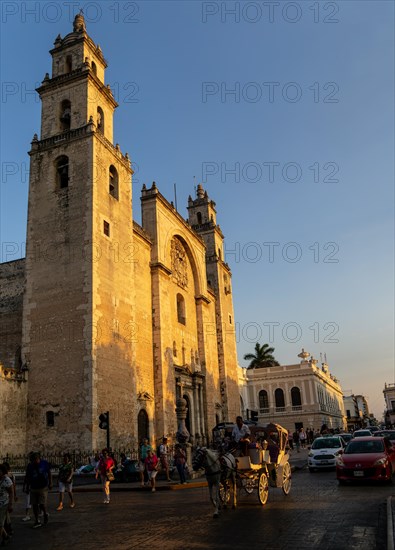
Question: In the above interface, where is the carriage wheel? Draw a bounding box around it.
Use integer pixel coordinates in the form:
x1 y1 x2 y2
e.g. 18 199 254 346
219 479 231 505
282 461 292 495
258 472 269 505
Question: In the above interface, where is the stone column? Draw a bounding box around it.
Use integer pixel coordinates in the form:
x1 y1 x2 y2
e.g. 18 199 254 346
175 397 192 468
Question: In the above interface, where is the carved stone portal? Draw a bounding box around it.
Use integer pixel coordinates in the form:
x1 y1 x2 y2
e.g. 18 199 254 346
171 238 188 289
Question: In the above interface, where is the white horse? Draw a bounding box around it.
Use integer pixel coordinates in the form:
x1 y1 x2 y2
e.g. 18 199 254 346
192 447 237 518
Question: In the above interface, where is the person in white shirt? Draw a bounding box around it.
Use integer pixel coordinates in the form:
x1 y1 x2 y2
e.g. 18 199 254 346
232 416 251 455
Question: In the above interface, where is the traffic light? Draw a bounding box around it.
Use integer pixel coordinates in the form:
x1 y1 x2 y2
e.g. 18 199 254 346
99 412 109 430
250 410 258 422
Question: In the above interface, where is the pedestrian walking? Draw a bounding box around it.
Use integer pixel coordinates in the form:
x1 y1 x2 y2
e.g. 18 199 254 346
95 449 115 504
2 463 17 537
24 452 52 529
139 438 152 487
57 453 75 510
144 449 159 492
21 452 34 522
0 464 14 546
293 430 300 453
299 428 306 449
159 437 171 482
174 444 187 484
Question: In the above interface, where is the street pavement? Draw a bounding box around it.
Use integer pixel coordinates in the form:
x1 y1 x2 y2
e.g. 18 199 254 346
5 448 393 549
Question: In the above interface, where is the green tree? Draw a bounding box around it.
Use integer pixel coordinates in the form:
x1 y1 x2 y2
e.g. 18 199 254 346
243 343 280 369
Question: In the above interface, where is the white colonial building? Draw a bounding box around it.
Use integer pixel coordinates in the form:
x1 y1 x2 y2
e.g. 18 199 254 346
239 349 346 433
383 383 395 427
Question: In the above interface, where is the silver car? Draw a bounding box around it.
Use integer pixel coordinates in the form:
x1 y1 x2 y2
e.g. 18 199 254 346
308 436 346 472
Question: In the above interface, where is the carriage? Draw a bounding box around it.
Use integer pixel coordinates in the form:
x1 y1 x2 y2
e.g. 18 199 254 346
213 422 292 506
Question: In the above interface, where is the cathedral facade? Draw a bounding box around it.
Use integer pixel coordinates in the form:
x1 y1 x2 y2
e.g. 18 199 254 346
0 15 240 454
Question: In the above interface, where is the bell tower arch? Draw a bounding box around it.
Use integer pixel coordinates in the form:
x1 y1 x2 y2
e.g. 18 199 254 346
187 184 240 420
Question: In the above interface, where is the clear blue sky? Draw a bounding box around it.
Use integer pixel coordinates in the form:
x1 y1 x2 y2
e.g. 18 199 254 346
1 1 393 419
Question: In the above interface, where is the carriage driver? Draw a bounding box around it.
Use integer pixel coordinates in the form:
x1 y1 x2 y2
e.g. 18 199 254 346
232 416 251 455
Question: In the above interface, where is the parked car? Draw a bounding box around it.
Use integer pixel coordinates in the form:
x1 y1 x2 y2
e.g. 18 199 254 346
308 436 346 472
336 436 395 484
373 430 395 448
339 433 353 444
368 426 380 433
353 429 372 437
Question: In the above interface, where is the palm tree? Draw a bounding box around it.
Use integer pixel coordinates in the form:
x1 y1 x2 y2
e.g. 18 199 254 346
243 343 280 369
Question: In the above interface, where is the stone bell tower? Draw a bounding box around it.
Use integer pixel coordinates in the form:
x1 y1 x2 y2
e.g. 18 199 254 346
23 14 136 451
187 184 240 421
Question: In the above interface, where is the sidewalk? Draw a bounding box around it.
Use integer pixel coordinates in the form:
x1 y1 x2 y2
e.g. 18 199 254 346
70 448 309 494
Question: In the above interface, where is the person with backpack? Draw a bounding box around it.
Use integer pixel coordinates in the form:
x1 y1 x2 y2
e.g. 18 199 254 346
56 453 75 511
25 452 52 528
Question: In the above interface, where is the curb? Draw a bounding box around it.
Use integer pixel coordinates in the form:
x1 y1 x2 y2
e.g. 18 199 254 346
73 481 207 493
388 496 394 550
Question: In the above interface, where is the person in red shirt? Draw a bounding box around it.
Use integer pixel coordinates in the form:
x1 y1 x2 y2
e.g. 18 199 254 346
144 450 159 492
95 449 114 504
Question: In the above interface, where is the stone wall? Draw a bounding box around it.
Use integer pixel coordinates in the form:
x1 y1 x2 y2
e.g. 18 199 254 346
0 259 27 454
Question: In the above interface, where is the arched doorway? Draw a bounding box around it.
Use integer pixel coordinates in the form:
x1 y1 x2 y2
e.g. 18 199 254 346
137 409 149 443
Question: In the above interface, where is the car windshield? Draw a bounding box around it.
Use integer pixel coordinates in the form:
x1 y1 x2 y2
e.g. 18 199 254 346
312 438 341 449
354 431 371 437
345 440 384 454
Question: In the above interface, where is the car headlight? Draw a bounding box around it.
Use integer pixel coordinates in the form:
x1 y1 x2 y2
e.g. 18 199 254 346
308 452 314 457
373 458 388 466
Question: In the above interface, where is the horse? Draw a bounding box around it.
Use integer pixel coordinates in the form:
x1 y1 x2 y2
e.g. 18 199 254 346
192 447 237 518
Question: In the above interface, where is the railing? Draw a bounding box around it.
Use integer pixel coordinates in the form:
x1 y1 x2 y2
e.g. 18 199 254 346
259 408 270 414
292 405 303 411
275 407 286 413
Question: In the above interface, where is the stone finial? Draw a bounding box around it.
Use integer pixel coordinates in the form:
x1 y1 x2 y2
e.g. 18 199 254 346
151 181 157 190
175 397 190 444
54 34 62 46
73 12 86 32
197 184 204 199
32 133 38 142
87 115 95 131
42 73 50 84
142 184 147 191
298 348 310 362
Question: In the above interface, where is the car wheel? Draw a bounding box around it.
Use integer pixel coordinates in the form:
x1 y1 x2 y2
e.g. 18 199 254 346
308 468 315 473
386 466 393 485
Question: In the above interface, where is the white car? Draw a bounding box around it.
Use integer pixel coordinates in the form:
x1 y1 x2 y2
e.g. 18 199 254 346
353 429 372 437
308 436 346 472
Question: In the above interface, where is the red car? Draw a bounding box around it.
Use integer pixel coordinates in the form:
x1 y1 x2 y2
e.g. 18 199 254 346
336 436 395 484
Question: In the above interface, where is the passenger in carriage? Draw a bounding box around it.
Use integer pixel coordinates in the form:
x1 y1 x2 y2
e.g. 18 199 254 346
266 432 280 463
232 416 251 456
